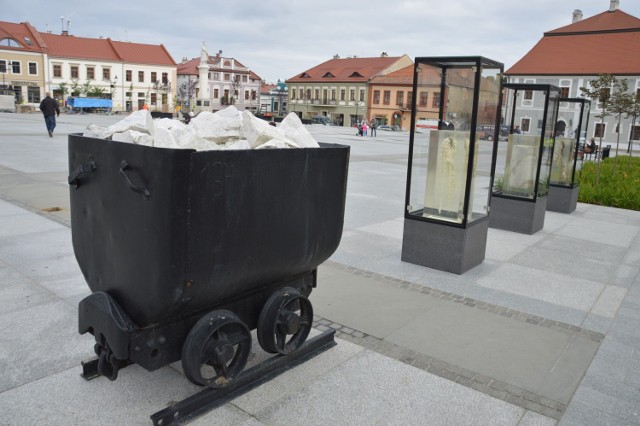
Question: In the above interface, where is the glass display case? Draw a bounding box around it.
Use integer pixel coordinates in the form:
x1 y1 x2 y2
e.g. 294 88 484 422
547 98 591 213
402 56 503 274
489 83 560 234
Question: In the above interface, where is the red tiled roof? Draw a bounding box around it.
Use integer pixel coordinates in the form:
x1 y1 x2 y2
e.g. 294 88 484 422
110 40 175 66
177 56 262 80
547 9 640 34
506 9 640 76
0 21 46 52
39 33 175 65
370 65 414 85
40 33 120 61
286 56 406 83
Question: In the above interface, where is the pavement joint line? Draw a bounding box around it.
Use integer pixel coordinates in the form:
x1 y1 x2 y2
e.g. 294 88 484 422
324 259 605 343
313 314 566 420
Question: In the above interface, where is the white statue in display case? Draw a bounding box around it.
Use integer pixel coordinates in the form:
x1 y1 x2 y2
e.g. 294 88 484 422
550 137 575 185
423 130 477 223
501 134 539 197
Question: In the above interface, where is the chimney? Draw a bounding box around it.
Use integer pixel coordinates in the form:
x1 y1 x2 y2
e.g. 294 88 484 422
572 9 583 23
609 0 619 11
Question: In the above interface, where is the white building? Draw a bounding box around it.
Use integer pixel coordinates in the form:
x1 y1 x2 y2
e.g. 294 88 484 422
0 20 177 113
177 45 261 113
505 1 640 147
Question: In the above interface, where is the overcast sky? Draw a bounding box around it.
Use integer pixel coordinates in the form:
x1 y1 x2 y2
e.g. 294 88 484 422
4 1 640 83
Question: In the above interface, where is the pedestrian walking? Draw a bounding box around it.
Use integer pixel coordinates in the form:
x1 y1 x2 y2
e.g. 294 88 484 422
39 92 60 137
371 119 378 137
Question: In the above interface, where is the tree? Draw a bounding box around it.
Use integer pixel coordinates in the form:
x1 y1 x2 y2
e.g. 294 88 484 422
579 74 626 183
178 79 198 111
623 91 640 162
607 78 629 175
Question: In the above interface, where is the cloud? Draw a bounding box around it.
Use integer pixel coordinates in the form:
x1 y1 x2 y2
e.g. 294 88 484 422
3 0 639 83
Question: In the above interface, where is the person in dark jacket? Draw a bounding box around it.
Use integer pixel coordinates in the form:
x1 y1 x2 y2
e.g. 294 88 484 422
39 93 60 137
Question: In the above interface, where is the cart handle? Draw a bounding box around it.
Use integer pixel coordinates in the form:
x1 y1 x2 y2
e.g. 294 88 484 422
119 161 151 199
68 161 96 189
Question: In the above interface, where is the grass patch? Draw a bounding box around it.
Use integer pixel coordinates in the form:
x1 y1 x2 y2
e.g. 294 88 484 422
578 156 640 211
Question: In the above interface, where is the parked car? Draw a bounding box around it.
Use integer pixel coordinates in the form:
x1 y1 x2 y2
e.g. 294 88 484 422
311 116 334 125
378 124 400 131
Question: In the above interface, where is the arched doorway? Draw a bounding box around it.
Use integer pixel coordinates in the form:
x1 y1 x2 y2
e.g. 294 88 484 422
555 120 567 137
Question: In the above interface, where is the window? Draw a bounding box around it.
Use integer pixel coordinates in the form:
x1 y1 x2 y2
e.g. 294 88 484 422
151 72 157 83
0 38 21 47
524 90 533 100
103 68 110 80
419 91 428 106
0 60 7 74
251 90 257 101
631 124 640 141
599 88 610 102
224 73 230 81
53 64 62 77
138 71 144 82
383 90 390 105
306 89 311 99
150 93 157 105
291 89 296 99
359 89 364 102
70 65 79 78
594 123 606 138
314 89 319 99
213 89 219 98
162 73 168 84
521 118 531 132
126 92 132 98
27 86 40 103
213 72 219 80
560 87 569 98
340 89 345 101
331 89 336 100
137 92 145 98
373 90 380 104
242 75 247 82
396 91 404 106
28 62 37 75
349 89 355 101
12 61 21 74
126 70 132 82
86 67 94 80
245 90 249 100
432 92 440 108
408 91 413 107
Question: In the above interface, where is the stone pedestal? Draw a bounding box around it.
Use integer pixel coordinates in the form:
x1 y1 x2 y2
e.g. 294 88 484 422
489 195 547 235
547 185 579 213
401 216 488 275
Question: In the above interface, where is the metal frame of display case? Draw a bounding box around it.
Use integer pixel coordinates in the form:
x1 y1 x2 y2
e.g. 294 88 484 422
547 98 591 213
401 56 504 274
489 83 560 235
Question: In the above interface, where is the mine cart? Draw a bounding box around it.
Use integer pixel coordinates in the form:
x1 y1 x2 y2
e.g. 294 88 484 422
68 133 349 396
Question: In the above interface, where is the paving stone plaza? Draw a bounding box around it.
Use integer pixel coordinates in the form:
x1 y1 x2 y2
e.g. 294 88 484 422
0 112 639 425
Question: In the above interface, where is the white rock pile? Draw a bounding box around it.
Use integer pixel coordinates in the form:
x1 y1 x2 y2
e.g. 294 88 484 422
82 106 320 150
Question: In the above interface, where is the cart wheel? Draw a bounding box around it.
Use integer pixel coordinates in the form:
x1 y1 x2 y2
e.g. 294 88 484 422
181 310 251 387
258 287 313 354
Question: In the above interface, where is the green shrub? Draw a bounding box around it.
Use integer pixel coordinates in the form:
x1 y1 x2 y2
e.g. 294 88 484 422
578 156 640 210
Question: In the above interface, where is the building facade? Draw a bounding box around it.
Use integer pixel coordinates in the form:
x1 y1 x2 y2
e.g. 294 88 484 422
0 20 177 112
177 45 261 113
0 21 47 105
286 54 413 127
259 81 287 116
505 2 640 145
